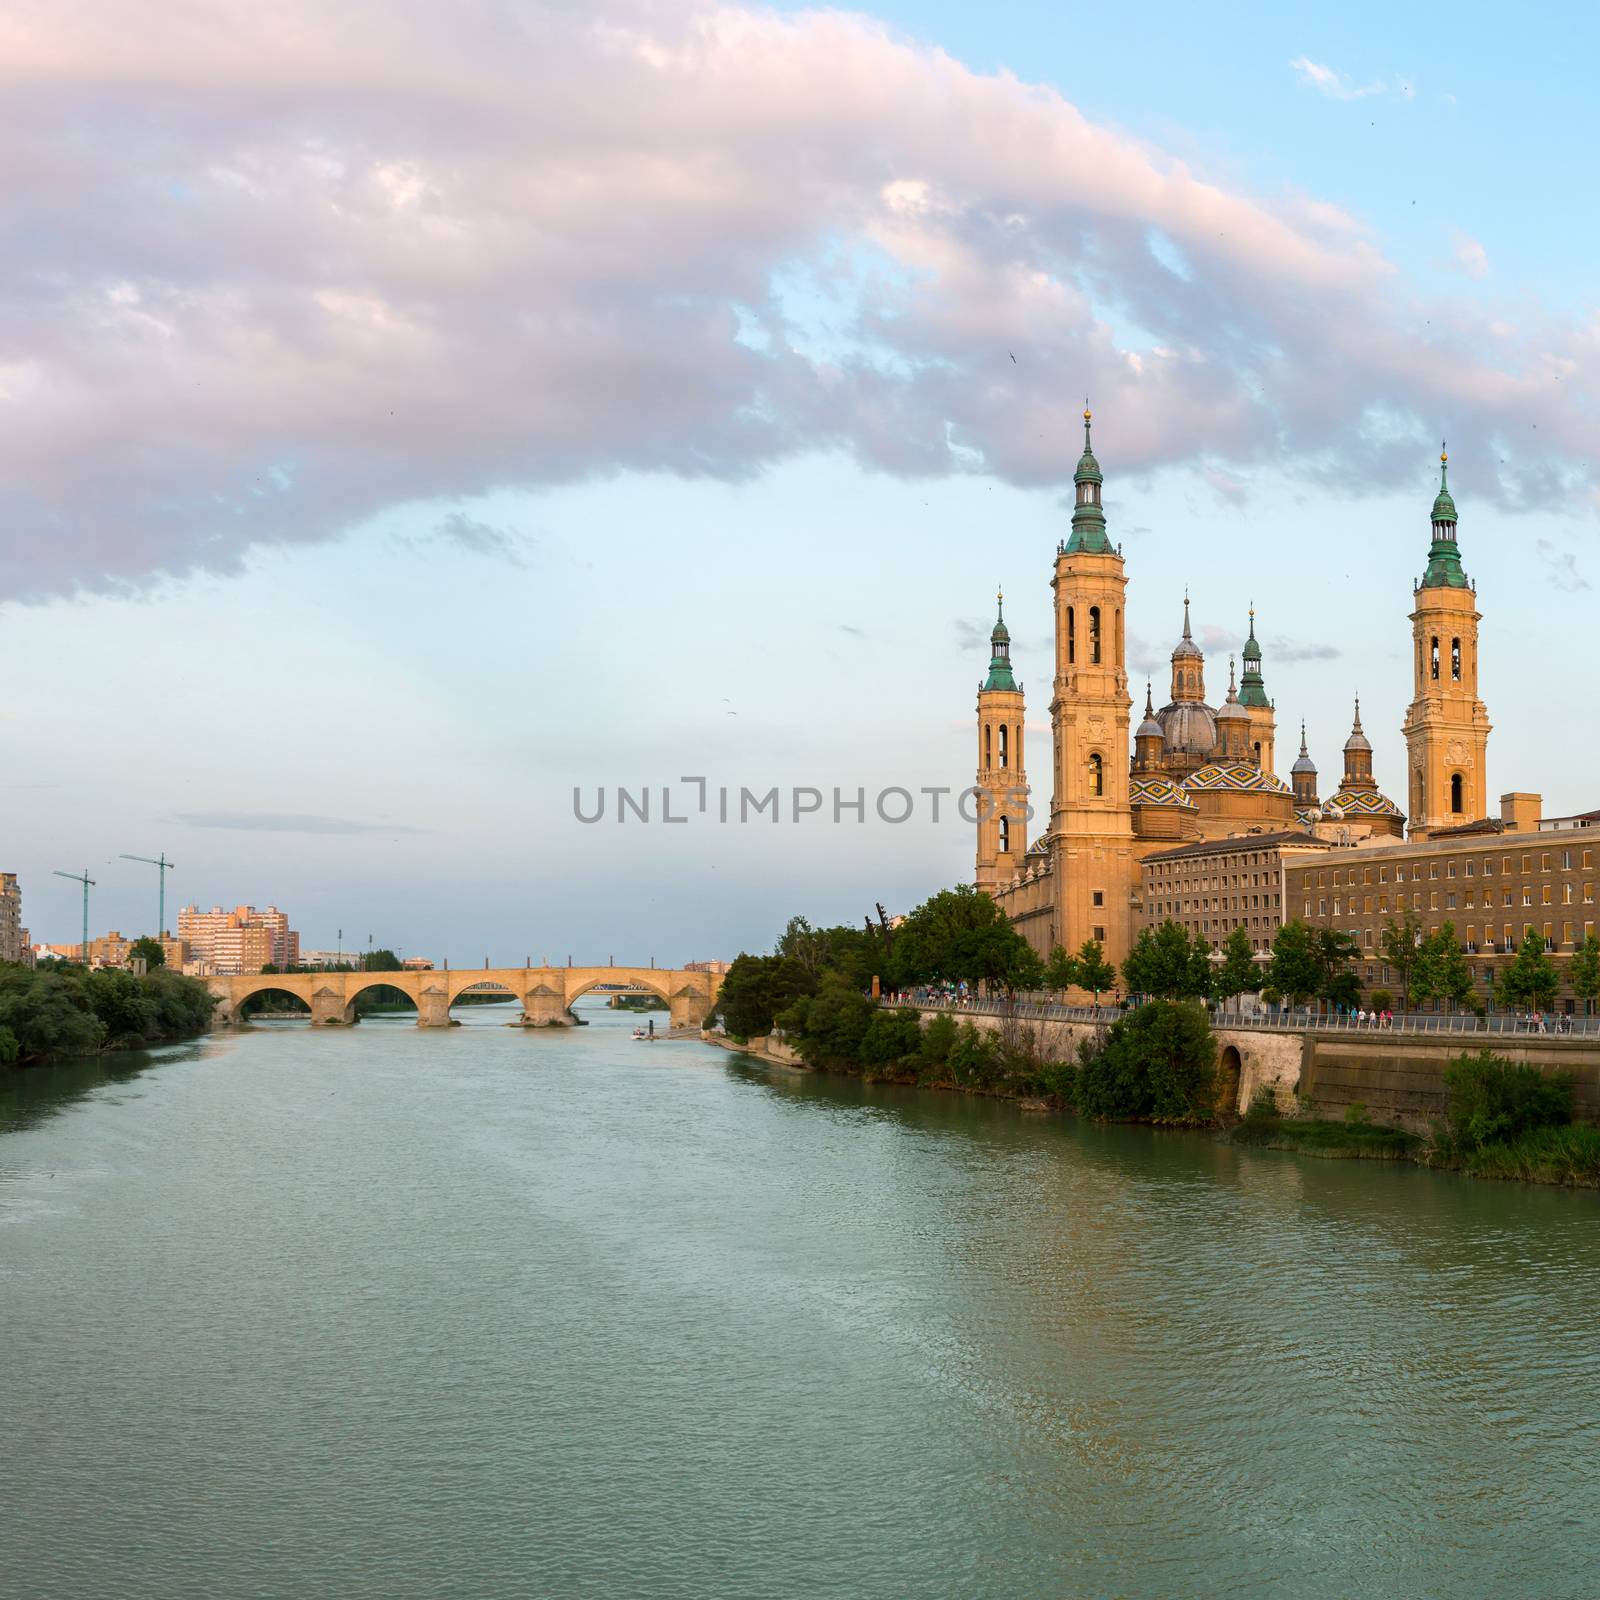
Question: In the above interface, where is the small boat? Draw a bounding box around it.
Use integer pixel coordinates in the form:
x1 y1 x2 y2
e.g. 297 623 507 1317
631 1026 647 1040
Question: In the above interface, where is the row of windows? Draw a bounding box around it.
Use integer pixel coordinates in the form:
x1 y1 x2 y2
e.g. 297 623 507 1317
1313 884 1597 917
982 722 1019 771
1305 914 1596 952
1304 848 1591 891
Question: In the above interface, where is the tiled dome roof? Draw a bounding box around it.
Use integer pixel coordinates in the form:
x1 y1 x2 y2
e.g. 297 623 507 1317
1325 788 1404 819
1131 775 1198 811
1186 760 1293 797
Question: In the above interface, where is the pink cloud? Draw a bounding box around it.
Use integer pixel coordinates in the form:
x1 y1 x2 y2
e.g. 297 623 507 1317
0 1 1589 598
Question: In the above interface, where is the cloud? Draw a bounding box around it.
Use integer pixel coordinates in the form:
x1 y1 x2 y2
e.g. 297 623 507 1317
1535 538 1590 591
1449 233 1490 281
838 623 865 637
433 512 529 561
1265 636 1341 663
0 2 1591 601
1289 56 1386 100
174 811 426 835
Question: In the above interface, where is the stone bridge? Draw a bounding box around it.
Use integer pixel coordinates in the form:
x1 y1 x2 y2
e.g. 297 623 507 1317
207 965 723 1030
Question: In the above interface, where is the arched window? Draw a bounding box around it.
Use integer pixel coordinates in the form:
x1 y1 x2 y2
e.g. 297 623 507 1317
1451 773 1464 814
1089 753 1104 796
1089 606 1102 664
1430 637 1440 681
1115 608 1123 664
998 724 1009 769
998 816 1011 853
984 723 991 768
1451 638 1462 682
1253 740 1262 765
1066 606 1075 665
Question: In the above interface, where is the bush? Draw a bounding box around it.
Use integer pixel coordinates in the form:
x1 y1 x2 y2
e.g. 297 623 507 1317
1367 989 1393 1013
1074 1000 1218 1124
1241 1084 1281 1126
1343 1101 1369 1126
858 1007 921 1070
1443 1050 1574 1152
918 1011 958 1072
947 1022 1002 1087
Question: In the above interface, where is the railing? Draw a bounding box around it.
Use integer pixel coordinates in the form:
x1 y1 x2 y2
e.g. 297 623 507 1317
882 994 1600 1038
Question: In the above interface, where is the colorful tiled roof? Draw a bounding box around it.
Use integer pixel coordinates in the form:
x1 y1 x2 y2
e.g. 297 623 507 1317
1325 789 1404 819
1185 760 1293 797
1131 775 1198 811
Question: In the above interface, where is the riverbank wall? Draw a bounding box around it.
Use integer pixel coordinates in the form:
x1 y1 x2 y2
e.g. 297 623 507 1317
908 1008 1600 1133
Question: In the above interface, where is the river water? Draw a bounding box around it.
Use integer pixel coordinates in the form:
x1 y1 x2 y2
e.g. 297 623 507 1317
2 1001 1597 1599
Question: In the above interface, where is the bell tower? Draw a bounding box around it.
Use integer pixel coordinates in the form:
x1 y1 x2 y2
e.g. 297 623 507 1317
1238 606 1276 773
1049 408 1134 967
1402 448 1491 837
974 591 1028 892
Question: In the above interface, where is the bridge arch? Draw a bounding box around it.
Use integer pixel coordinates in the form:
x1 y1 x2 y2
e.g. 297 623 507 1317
564 971 677 1007
231 979 315 1020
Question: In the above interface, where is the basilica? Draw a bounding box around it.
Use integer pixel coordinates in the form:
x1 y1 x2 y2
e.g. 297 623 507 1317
974 412 1491 965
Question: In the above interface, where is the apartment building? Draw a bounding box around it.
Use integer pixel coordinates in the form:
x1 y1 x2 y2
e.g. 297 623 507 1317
1139 830 1335 955
0 873 23 964
177 904 300 975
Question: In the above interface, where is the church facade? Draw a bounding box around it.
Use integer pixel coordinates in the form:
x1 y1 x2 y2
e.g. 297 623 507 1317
974 414 1483 969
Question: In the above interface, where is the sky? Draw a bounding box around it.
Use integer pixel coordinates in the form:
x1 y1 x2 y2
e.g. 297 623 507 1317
1 0 1595 963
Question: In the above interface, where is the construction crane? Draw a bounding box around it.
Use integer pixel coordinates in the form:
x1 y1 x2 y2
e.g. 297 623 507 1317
53 869 95 965
120 852 176 937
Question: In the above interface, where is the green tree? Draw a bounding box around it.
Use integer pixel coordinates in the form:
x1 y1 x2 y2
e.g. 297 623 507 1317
1073 1000 1218 1124
1121 921 1208 1000
1313 928 1361 1010
1044 944 1077 994
1498 930 1561 1012
1444 1049 1574 1150
715 952 816 1039
1427 922 1475 1013
1213 927 1259 1006
1568 933 1600 1018
893 884 1039 992
1266 919 1322 1006
1071 938 1117 1001
129 935 165 969
781 974 876 1067
1379 912 1424 1007
361 948 403 972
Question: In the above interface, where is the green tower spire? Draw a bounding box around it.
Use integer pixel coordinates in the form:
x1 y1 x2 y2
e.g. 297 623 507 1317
1238 603 1269 708
1420 443 1470 589
1064 404 1114 555
983 588 1017 691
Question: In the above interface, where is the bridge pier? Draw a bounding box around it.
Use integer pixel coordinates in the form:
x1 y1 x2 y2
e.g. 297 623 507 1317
417 984 453 1029
669 986 711 1031
520 982 574 1027
310 986 353 1027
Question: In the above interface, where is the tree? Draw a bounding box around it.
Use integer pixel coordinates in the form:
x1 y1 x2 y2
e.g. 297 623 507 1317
1213 927 1259 1007
1498 930 1560 1012
130 935 165 969
1073 1000 1218 1125
715 953 816 1039
1072 938 1117 1001
1313 928 1361 1010
1121 921 1208 1001
1379 912 1423 1008
1417 922 1474 1013
1044 945 1077 994
1266 920 1322 1006
1569 933 1600 1018
362 948 403 972
893 884 1039 992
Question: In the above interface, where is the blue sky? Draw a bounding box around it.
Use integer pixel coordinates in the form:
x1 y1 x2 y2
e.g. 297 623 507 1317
0 1 1594 961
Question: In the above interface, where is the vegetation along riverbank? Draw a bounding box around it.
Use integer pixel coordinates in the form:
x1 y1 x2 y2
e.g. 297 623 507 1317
0 961 216 1066
707 891 1600 1188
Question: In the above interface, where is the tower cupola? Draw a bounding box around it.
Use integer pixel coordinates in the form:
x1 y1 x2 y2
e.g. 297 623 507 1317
984 589 1017 691
1065 406 1113 555
1134 682 1164 771
1290 721 1319 810
1239 605 1269 708
1215 658 1250 759
1420 445 1469 590
1341 695 1375 791
1168 593 1205 703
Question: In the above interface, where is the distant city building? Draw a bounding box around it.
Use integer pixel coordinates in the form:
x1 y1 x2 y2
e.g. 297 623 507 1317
400 956 434 970
0 873 24 964
683 959 732 974
177 904 300 975
299 950 357 970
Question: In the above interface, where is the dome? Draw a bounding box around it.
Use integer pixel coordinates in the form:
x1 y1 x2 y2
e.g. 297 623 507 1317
1325 789 1403 820
1026 833 1051 856
1295 808 1320 828
1432 450 1457 524
1131 775 1198 811
1158 700 1218 756
1216 666 1249 725
1185 760 1293 797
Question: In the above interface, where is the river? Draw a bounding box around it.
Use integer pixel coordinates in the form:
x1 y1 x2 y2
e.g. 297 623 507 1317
2 1000 1597 1599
